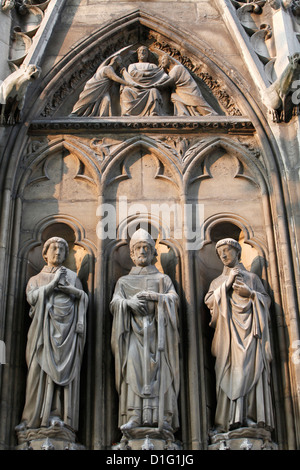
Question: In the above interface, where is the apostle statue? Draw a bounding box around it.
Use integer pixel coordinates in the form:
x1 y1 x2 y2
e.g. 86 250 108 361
204 238 274 434
120 46 169 116
16 237 88 433
158 54 218 116
110 229 180 439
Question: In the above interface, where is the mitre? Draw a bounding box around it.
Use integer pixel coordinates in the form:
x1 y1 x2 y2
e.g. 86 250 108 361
129 228 156 250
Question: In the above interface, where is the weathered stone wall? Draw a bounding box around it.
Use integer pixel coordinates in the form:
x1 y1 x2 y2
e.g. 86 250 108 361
0 0 299 451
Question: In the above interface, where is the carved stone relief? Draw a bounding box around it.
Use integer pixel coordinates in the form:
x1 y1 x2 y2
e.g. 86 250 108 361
41 35 242 119
7 0 51 67
229 1 276 71
69 45 219 118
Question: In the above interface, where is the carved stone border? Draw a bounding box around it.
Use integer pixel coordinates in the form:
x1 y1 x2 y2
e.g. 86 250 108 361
29 117 255 135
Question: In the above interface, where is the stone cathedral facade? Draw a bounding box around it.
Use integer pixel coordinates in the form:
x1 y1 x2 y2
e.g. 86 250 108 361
0 0 300 451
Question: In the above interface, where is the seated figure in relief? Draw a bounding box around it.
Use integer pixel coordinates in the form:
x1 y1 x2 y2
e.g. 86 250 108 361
120 46 169 116
158 54 218 116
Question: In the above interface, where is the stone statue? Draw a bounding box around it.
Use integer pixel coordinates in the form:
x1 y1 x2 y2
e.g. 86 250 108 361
159 54 218 116
16 237 88 435
263 53 300 122
0 64 41 125
71 51 134 117
120 46 169 116
204 238 274 435
110 229 180 447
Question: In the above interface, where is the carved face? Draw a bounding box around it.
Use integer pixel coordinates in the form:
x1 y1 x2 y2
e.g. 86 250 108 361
131 241 153 267
45 242 66 267
160 54 170 70
217 244 240 268
137 47 149 63
289 53 300 69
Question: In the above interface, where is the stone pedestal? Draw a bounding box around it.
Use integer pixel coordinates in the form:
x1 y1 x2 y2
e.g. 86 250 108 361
208 427 278 450
16 425 85 450
112 427 181 451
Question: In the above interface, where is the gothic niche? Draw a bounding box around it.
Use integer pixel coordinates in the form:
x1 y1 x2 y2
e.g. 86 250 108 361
15 222 92 450
69 45 219 118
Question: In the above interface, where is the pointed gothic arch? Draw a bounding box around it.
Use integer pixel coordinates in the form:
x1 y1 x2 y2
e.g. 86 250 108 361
22 9 251 121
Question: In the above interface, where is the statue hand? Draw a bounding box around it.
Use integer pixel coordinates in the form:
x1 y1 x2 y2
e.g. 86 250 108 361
137 290 159 302
76 322 84 335
226 266 240 290
232 279 253 298
53 266 66 285
58 282 82 298
127 295 148 316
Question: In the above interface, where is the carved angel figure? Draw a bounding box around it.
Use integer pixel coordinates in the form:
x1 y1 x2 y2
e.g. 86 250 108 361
71 50 133 117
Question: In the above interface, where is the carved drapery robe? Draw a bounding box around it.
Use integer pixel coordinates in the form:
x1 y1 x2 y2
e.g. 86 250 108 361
120 63 168 116
169 64 216 116
205 264 274 432
21 266 88 431
71 65 118 117
110 265 180 430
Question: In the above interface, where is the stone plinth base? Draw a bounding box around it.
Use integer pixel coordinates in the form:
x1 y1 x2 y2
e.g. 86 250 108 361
208 427 277 450
16 425 85 450
112 427 181 451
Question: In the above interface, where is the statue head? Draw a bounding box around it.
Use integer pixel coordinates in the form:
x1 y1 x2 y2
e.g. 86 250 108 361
109 54 124 70
137 46 150 63
129 228 157 267
215 238 241 268
42 237 69 267
160 54 173 71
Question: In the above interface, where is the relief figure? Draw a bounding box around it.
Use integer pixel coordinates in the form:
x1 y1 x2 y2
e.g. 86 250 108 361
159 54 218 116
120 46 169 116
71 53 132 117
